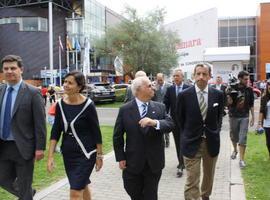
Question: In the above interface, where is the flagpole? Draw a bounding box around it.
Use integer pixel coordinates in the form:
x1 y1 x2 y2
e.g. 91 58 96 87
59 44 62 87
75 48 78 70
66 49 69 73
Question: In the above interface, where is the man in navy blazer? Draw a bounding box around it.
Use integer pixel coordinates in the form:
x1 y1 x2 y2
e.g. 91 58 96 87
177 64 224 200
113 76 174 200
164 68 189 177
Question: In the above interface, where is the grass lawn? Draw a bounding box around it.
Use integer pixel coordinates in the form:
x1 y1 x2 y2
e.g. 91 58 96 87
0 125 114 200
95 101 123 108
242 132 270 200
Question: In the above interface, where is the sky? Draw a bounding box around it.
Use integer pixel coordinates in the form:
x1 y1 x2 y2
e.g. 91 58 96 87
98 0 269 23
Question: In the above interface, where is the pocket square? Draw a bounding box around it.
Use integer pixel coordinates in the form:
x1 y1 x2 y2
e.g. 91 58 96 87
213 103 219 107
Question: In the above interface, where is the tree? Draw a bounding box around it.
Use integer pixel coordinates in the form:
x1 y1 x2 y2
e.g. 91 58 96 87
95 7 180 78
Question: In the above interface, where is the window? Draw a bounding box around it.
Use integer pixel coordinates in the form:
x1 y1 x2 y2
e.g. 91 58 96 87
219 38 229 47
39 18 47 31
238 26 246 37
238 37 247 46
21 18 38 31
229 38 238 46
229 26 237 37
219 27 228 38
247 26 255 37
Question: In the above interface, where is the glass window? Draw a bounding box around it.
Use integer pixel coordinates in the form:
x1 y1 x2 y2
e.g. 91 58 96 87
219 38 229 47
229 38 238 46
238 26 246 37
22 18 38 31
219 27 228 38
229 26 237 37
238 37 247 46
39 18 47 31
247 26 255 37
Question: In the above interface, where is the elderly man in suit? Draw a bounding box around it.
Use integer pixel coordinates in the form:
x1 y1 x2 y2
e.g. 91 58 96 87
113 76 174 200
164 68 189 177
155 73 171 147
177 64 224 200
211 75 227 116
0 55 46 200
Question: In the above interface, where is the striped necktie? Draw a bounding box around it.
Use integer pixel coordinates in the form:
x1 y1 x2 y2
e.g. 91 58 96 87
199 91 207 120
2 87 13 140
141 103 148 118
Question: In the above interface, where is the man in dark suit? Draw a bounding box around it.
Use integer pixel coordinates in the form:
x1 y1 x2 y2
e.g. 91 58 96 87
163 68 189 177
0 55 46 200
177 64 224 200
155 73 171 147
113 76 174 200
211 75 227 116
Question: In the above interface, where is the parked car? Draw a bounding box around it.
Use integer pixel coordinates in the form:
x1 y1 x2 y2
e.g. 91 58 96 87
84 83 115 103
111 84 130 102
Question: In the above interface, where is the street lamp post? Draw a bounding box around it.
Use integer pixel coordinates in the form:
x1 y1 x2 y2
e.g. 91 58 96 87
44 66 47 86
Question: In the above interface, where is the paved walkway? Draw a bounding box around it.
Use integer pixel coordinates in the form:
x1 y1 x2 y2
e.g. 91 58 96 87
34 115 246 200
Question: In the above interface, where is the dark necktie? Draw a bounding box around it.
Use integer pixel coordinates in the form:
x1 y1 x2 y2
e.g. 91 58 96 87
141 103 148 118
2 87 13 140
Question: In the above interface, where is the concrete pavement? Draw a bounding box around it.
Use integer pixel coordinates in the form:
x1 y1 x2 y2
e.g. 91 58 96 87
35 114 246 200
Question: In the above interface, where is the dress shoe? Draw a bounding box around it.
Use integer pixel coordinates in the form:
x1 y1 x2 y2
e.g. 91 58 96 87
201 196 209 200
176 168 183 178
231 151 238 159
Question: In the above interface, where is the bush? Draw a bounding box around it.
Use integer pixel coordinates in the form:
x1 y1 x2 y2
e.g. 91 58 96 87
115 89 126 102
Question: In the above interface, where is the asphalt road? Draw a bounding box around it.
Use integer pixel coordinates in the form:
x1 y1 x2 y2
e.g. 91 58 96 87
96 107 119 126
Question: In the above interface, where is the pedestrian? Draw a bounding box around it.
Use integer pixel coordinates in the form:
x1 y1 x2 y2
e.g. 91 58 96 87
48 86 56 104
0 55 46 200
47 71 103 200
227 71 254 169
113 76 174 200
257 79 270 159
124 70 147 103
211 75 227 116
155 73 171 147
41 85 48 105
164 68 189 177
177 63 224 200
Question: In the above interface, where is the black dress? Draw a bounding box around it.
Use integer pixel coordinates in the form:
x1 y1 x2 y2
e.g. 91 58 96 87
51 99 102 190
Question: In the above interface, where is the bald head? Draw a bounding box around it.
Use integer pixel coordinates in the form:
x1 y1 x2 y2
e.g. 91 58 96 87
156 73 165 86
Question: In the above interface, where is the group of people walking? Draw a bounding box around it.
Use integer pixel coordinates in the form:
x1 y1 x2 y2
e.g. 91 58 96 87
0 54 267 200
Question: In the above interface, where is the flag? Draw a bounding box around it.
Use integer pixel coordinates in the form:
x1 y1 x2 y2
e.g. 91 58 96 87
58 36 64 51
75 38 81 52
83 37 90 76
66 36 72 51
114 56 123 76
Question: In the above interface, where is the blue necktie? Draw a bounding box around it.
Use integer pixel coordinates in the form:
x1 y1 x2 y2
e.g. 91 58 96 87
141 103 148 118
2 87 13 140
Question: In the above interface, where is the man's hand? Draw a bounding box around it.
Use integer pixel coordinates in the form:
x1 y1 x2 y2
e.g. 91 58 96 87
119 160 126 170
95 158 103 172
35 150 44 161
47 157 55 173
139 117 157 128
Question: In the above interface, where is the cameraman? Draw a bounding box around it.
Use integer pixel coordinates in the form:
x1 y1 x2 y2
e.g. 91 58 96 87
227 71 254 169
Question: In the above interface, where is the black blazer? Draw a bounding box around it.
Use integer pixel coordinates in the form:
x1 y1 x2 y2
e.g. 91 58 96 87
113 99 174 174
163 83 190 120
176 86 224 158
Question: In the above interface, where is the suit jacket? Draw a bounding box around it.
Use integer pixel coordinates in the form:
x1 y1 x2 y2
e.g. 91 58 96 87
155 82 171 103
124 86 134 103
176 86 224 158
113 99 174 174
163 83 190 120
0 82 46 160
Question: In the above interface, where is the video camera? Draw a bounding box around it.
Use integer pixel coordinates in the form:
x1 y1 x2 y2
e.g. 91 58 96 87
226 73 244 102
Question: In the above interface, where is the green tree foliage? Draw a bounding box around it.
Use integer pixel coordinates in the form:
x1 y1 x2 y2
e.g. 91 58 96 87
95 7 180 78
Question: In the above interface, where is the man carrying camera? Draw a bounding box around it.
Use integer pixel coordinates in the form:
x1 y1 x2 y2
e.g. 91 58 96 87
227 71 254 169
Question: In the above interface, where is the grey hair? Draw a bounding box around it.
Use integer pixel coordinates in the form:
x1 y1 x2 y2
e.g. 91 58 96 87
135 70 147 78
131 76 150 96
173 68 183 76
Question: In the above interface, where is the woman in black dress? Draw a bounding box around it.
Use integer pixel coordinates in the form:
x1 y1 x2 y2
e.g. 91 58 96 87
47 71 103 200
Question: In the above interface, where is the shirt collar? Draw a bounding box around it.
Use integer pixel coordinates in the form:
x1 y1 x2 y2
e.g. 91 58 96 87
135 98 148 107
195 84 208 94
175 82 184 88
7 79 22 92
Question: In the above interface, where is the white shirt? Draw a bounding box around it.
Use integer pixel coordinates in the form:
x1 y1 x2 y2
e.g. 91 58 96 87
263 100 270 127
195 84 208 108
135 98 160 129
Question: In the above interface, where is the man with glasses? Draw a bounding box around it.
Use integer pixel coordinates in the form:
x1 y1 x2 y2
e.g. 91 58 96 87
227 71 254 169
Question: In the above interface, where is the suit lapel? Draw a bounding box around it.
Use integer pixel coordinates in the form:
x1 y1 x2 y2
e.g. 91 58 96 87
0 85 7 114
130 99 141 122
172 85 177 100
12 82 26 118
206 87 214 120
